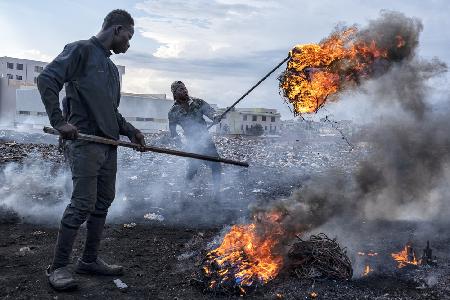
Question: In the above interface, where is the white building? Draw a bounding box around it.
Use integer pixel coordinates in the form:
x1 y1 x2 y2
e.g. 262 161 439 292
0 56 171 133
0 56 125 86
215 107 281 135
118 93 172 132
0 57 47 85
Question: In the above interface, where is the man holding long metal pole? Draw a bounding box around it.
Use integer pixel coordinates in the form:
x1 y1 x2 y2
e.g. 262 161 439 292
168 81 222 198
37 9 144 290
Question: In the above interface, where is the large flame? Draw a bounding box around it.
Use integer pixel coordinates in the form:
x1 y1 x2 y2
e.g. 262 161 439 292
202 212 284 294
279 26 405 115
391 244 420 268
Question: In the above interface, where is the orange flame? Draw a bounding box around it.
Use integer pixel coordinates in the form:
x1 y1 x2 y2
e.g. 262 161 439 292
202 212 284 294
280 26 398 115
363 265 373 276
391 244 420 268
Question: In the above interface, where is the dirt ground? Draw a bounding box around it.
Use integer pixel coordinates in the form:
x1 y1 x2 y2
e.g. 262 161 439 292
1 220 450 300
1 133 450 299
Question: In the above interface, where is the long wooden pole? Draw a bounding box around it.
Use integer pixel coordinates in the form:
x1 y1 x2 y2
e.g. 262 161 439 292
43 127 249 167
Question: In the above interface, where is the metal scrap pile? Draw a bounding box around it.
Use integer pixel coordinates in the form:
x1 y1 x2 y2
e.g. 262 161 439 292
287 233 353 280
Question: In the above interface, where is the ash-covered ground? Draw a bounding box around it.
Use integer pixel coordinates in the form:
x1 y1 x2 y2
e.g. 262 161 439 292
0 128 449 299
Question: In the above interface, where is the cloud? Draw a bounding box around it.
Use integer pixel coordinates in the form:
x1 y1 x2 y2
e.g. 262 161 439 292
135 0 281 59
125 1 450 119
3 1 449 120
16 50 53 62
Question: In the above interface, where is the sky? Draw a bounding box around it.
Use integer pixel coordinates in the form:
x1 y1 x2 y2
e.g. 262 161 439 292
1 0 449 120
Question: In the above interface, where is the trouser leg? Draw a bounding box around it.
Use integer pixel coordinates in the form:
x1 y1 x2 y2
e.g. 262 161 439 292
51 141 103 269
81 214 106 263
187 159 201 180
51 220 79 270
82 146 117 263
210 162 222 189
52 175 97 268
206 142 222 192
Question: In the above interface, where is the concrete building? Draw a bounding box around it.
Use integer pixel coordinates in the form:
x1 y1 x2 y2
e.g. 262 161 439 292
0 57 47 85
0 56 125 86
11 88 172 132
0 56 171 133
215 107 281 135
118 93 172 132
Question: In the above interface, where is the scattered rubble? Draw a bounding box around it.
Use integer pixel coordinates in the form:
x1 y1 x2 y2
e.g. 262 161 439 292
123 222 137 229
0 140 63 164
19 246 33 256
1 131 449 299
143 213 165 222
31 230 45 236
113 278 128 290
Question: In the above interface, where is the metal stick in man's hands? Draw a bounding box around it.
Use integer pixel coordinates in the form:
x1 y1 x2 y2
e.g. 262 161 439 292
208 55 291 129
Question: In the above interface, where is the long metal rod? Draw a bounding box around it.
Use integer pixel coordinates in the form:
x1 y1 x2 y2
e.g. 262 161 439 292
208 54 291 129
43 126 249 167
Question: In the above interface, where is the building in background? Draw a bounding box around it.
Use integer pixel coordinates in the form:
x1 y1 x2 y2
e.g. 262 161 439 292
215 107 281 135
119 93 172 132
0 57 47 85
0 56 172 133
0 56 125 86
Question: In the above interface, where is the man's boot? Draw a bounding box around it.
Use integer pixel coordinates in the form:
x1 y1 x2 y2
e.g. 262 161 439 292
76 257 123 276
47 224 79 290
76 214 123 276
46 266 78 291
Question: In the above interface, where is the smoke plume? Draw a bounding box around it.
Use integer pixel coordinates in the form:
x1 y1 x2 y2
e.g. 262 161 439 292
257 10 449 239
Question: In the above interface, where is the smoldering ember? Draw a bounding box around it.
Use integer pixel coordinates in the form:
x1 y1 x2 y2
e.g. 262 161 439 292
1 9 450 300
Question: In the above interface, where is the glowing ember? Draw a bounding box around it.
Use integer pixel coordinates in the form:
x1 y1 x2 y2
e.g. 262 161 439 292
279 26 407 115
363 265 373 276
310 291 319 298
391 243 420 268
202 212 284 295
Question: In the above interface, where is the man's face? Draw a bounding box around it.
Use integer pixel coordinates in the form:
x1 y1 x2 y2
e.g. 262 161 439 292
112 25 134 54
173 84 189 102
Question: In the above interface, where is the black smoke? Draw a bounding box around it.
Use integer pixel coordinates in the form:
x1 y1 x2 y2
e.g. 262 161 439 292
260 10 449 240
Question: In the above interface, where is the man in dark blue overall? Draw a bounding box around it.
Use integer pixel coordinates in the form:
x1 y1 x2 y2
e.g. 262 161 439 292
37 9 145 290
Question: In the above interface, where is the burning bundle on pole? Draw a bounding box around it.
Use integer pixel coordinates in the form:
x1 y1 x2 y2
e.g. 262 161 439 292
278 11 421 115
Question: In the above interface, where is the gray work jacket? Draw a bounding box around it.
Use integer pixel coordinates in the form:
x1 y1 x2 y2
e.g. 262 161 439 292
37 36 136 140
168 97 216 139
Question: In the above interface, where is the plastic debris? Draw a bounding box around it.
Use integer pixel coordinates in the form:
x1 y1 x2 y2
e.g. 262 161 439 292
113 278 128 289
123 222 136 228
144 213 165 222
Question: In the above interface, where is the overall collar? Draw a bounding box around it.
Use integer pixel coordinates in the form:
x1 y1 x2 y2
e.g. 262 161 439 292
90 36 112 57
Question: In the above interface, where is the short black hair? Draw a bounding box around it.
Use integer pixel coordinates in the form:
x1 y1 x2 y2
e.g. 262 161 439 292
102 9 134 29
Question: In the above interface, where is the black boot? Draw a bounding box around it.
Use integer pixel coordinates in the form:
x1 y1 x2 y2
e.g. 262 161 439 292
46 265 78 291
52 223 79 269
48 223 79 290
81 214 106 263
76 257 124 276
76 214 123 276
